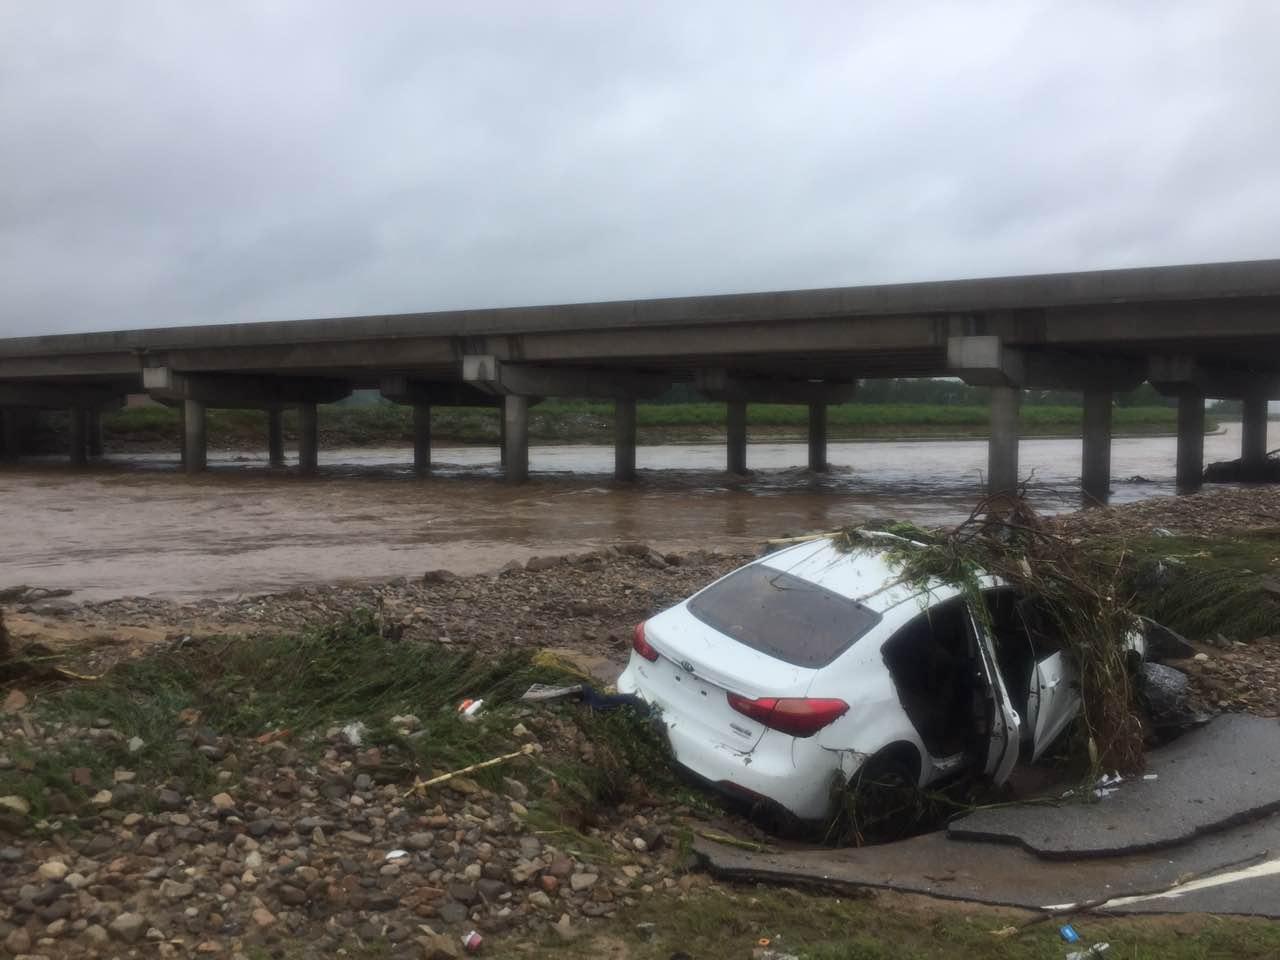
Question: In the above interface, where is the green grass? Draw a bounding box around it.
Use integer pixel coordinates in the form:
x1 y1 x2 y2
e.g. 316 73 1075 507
95 401 1195 450
1116 530 1280 643
1 613 679 826
548 883 1280 959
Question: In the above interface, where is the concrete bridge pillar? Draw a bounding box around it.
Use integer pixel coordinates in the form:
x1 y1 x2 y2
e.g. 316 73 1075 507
413 403 432 477
297 402 318 475
268 408 286 467
503 395 529 482
726 400 748 475
183 399 207 473
808 402 828 473
1242 394 1270 481
497 407 508 468
1 410 19 461
988 386 1021 497
87 410 104 458
1081 389 1113 506
1176 392 1205 493
614 398 637 482
69 408 89 466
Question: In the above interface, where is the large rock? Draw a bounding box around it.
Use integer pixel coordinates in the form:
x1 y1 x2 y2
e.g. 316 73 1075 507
109 911 147 943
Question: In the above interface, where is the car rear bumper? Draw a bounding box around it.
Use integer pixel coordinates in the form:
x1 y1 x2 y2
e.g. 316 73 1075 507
619 663 843 821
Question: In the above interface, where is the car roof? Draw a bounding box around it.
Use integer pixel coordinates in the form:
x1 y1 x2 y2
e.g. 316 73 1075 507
756 534 973 614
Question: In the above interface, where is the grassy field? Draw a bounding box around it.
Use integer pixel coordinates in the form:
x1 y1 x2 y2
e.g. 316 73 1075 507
93 400 1198 450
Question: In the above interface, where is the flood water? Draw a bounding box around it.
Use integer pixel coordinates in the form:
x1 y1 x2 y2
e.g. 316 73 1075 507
0 422 1271 601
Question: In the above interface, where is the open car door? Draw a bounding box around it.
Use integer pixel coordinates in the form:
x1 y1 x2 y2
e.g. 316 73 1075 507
965 603 1021 784
1013 598 1083 763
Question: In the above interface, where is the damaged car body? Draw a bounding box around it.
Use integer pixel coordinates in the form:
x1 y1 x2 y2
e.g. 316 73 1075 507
618 533 1139 822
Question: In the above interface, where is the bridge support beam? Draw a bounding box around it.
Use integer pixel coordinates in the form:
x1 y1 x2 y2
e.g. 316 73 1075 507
298 403 318 475
0 410 18 461
503 395 529 483
808 402 827 473
988 386 1021 497
614 398 637 482
726 400 748 475
1242 395 1270 481
87 410 103 458
268 408 285 467
1176 392 1205 494
413 403 431 477
69 409 88 466
184 399 207 474
1082 389 1113 506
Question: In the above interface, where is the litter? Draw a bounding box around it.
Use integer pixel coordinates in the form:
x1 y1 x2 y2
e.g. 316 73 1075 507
457 699 485 720
461 929 483 953
1143 774 1159 781
341 721 368 746
1060 924 1081 943
384 849 408 862
1066 943 1109 960
403 743 538 797
519 681 648 713
521 683 585 702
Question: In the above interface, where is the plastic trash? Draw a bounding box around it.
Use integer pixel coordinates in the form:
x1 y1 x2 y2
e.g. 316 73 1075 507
457 699 485 720
521 682 585 702
1060 925 1081 943
384 849 408 862
1066 943 1110 960
461 929 483 953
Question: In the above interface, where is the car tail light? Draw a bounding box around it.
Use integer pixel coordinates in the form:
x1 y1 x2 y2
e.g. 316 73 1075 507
632 621 659 662
726 693 849 738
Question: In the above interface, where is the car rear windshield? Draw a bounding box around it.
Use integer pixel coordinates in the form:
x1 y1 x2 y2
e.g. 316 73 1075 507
686 564 882 668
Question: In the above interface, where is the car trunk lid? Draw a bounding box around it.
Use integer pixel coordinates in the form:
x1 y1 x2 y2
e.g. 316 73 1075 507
637 608 816 753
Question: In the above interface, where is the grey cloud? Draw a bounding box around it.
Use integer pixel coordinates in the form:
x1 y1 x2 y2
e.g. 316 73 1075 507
1 0 1279 335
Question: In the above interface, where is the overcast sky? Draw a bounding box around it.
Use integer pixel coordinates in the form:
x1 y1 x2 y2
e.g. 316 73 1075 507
2 1 1278 337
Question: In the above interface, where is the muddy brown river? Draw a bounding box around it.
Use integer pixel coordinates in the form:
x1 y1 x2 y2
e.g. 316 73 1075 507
0 423 1271 600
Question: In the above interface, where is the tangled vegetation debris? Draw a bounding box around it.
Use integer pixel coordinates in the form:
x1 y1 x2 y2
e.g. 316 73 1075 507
843 497 1146 775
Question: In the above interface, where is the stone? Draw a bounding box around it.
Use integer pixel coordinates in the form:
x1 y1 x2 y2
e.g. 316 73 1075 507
406 831 435 850
127 736 146 753
4 927 31 953
0 795 31 816
70 766 93 786
501 777 529 801
210 792 235 811
278 884 308 906
91 789 113 806
160 878 195 900
448 777 481 796
527 891 552 909
156 788 184 810
36 860 68 881
552 914 577 941
82 924 110 946
2 688 29 714
539 875 559 894
569 872 599 892
109 911 146 943
251 907 276 927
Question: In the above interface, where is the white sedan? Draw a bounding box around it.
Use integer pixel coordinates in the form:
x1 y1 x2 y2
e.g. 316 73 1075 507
617 534 1088 821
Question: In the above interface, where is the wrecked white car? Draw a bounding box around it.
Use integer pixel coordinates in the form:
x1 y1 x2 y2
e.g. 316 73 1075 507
618 533 1127 821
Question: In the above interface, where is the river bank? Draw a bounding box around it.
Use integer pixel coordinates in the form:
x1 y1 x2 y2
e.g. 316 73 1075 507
28 402 1202 453
1 490 1279 957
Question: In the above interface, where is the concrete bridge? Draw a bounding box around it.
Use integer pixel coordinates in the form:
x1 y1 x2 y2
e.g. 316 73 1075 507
2 258 1279 502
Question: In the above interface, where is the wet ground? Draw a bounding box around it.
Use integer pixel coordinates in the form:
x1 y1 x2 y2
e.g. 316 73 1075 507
0 423 1273 600
699 717 1280 917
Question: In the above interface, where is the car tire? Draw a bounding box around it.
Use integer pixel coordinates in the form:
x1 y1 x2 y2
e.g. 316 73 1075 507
841 753 921 845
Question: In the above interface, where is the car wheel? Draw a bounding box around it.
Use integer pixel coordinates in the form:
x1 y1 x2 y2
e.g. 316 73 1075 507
839 754 921 845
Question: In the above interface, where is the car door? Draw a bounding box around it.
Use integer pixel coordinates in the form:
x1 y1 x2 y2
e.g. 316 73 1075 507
1014 597 1082 762
964 601 1021 784
1028 652 1080 761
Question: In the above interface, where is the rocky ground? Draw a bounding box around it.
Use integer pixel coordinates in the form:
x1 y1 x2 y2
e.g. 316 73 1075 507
0 695 731 959
2 489 1279 958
